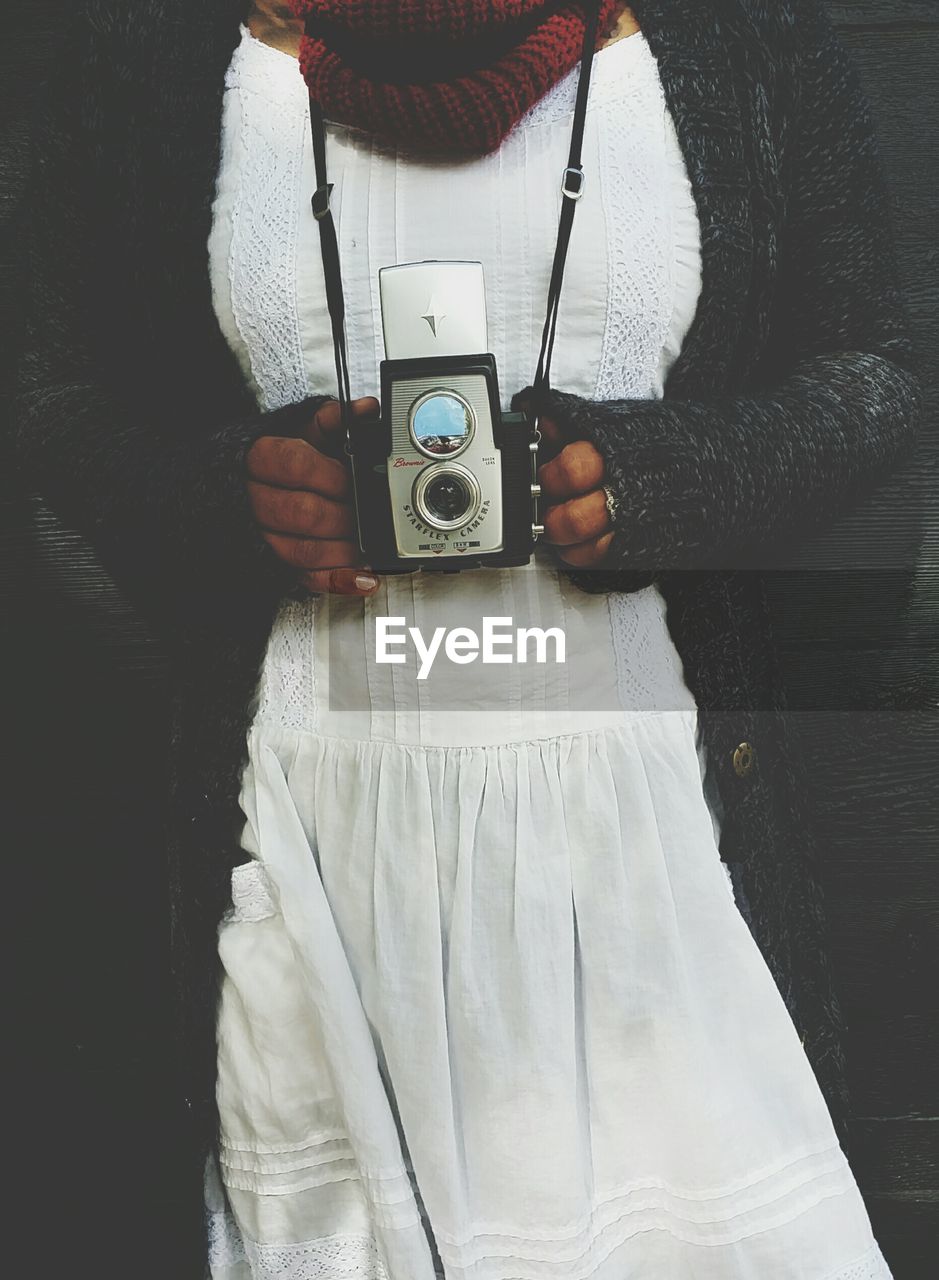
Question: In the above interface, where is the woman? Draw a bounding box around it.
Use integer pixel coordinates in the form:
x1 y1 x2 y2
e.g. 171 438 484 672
13 1 921 1278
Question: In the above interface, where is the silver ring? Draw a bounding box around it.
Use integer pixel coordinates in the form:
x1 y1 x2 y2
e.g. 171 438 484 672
602 484 619 527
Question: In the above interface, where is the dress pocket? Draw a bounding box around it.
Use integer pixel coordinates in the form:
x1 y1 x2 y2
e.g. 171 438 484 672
214 851 425 1266
218 739 430 1264
216 858 360 1198
225 858 279 924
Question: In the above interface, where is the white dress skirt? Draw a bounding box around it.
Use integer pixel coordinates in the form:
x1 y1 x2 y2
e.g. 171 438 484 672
201 23 892 1280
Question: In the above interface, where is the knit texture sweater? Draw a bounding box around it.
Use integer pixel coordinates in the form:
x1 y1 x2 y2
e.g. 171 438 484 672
289 0 624 155
10 2 921 1274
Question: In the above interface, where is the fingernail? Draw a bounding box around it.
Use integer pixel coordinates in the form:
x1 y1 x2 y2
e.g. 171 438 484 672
355 573 379 592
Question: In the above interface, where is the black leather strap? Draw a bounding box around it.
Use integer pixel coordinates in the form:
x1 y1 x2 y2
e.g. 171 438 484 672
530 0 603 425
306 1 603 445
308 94 351 436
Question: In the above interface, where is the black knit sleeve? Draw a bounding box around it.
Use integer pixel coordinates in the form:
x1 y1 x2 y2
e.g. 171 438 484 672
9 9 335 646
513 0 922 575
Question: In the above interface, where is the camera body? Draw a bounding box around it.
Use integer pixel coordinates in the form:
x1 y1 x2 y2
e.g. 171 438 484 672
347 261 537 574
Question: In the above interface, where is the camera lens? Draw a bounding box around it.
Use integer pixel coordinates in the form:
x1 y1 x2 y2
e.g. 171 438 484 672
413 463 482 531
425 473 471 523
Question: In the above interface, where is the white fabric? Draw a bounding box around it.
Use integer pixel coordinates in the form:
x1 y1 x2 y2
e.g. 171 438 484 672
203 22 892 1280
207 17 724 834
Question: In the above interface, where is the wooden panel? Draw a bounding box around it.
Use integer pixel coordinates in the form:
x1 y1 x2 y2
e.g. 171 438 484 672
850 1118 939 1194
863 1199 939 1279
831 2 939 29
843 1016 938 1115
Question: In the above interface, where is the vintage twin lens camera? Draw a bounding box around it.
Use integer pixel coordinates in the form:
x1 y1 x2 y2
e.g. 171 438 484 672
346 261 539 574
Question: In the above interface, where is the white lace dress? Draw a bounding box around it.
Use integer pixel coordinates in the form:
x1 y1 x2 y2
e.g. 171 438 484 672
201 23 892 1280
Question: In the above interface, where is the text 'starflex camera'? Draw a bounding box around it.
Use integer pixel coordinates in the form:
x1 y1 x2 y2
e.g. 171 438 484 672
346 261 539 574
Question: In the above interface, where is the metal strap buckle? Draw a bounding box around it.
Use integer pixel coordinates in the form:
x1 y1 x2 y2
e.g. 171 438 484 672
311 181 334 221
560 166 585 200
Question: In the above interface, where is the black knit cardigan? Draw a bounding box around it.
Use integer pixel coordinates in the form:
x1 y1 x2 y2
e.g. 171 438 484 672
11 0 921 1272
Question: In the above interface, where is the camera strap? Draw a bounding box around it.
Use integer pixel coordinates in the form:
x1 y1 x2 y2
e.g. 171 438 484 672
306 0 603 447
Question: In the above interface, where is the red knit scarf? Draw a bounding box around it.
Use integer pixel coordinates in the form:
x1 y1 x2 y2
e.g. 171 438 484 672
288 1 623 156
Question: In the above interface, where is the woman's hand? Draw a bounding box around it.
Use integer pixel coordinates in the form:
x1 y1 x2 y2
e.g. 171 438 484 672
536 413 614 568
246 396 382 596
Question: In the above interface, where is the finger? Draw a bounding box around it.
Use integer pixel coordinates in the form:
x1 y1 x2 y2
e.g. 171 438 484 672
299 568 382 596
535 413 565 461
262 531 363 572
555 532 615 567
247 437 352 500
303 396 381 454
538 441 605 501
542 489 610 547
248 483 355 540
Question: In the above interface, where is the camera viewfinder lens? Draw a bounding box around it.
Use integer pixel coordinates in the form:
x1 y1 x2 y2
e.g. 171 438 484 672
410 391 474 458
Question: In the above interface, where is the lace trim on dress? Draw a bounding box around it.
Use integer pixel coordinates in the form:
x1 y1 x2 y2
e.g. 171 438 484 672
605 587 696 715
225 30 312 411
595 41 676 401
820 1244 893 1280
206 1209 890 1280
207 1200 249 1270
244 1233 391 1280
254 595 317 733
207 1204 393 1279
